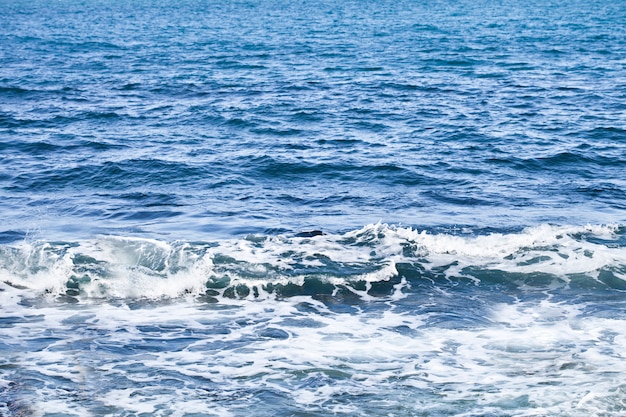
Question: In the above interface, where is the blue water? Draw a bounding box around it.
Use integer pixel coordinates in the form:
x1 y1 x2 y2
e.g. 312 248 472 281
1 0 626 415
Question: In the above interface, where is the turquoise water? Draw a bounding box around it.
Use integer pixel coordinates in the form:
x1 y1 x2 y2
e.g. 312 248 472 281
1 0 626 415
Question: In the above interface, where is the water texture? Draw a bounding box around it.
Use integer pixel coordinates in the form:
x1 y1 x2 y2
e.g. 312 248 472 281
1 0 626 415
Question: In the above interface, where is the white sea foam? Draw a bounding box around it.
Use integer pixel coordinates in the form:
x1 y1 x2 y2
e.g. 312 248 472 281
2 291 625 416
0 223 623 300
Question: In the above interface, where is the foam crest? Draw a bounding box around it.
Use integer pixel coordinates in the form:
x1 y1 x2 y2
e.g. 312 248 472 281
388 223 626 280
77 237 215 298
0 241 74 294
0 223 623 300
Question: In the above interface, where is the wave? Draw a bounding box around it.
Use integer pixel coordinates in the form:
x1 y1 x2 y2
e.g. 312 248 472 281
6 159 213 193
240 155 433 186
1 223 624 301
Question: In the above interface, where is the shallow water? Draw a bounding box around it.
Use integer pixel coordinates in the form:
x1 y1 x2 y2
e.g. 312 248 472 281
2 224 626 416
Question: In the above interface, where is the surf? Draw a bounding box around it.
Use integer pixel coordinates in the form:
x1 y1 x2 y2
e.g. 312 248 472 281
1 223 623 302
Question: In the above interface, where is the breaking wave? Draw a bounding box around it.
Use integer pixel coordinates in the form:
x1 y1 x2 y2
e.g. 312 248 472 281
1 223 624 301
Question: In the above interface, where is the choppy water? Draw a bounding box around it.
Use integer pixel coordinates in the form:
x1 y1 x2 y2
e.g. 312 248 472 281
1 0 626 415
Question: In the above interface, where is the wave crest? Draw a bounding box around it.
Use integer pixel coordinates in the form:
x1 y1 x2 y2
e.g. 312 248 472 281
0 223 624 300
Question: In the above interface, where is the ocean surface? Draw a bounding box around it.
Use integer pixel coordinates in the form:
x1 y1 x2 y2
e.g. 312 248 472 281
1 0 626 415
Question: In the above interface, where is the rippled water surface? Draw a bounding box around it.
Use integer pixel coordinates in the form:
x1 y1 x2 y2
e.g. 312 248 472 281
1 0 626 415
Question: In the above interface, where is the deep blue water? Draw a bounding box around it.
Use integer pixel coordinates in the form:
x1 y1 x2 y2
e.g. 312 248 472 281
1 0 626 416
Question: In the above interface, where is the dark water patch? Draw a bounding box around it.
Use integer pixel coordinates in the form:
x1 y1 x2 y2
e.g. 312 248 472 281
257 327 290 340
107 209 185 222
421 57 480 69
356 66 385 72
279 83 318 93
240 155 432 186
422 190 495 207
66 40 126 53
350 120 391 132
487 150 623 177
283 142 313 151
116 192 183 207
585 127 626 141
149 82 212 98
0 139 62 155
290 110 325 123
378 82 425 92
251 127 304 137
597 268 626 291
215 60 267 70
0 111 133 130
223 117 258 128
77 139 130 152
77 111 127 121
0 86 32 96
116 82 143 91
536 151 621 168
0 314 44 328
196 272 405 304
0 114 27 129
462 267 568 292
6 159 213 192
0 136 125 159
0 231 26 244
0 85 84 101
576 184 626 205
315 138 367 147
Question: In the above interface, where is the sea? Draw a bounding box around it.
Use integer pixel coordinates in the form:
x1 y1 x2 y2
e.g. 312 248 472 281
1 0 626 415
